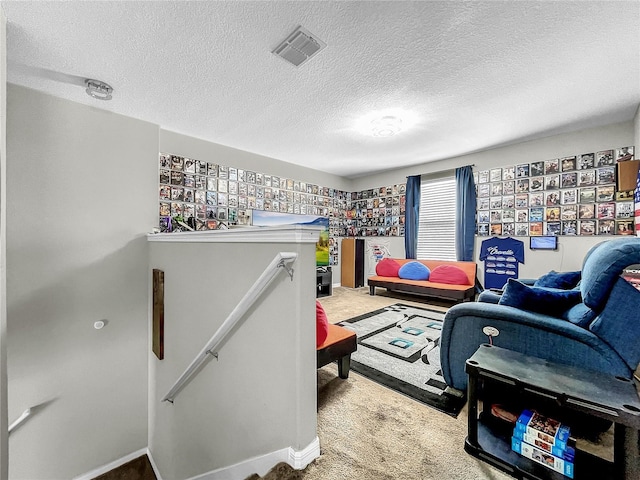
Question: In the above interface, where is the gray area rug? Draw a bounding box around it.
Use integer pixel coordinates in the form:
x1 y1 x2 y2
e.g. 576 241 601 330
338 303 465 416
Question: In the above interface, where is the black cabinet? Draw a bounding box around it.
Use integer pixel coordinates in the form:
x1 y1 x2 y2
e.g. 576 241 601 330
317 267 332 297
465 344 640 480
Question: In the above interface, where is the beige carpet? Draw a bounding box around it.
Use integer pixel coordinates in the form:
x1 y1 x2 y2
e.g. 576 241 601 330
247 287 512 480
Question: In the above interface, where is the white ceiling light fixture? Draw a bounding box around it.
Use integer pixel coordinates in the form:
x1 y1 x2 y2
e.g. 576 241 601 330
85 79 113 100
273 26 327 67
371 116 403 137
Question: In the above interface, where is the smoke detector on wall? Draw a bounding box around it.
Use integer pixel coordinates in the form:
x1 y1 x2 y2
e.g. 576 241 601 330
272 26 326 67
85 79 113 100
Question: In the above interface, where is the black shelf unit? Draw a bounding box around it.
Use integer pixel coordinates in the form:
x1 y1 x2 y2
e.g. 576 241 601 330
465 344 640 480
316 267 332 298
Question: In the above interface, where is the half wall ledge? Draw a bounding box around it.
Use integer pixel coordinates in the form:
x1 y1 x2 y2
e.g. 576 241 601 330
146 225 322 244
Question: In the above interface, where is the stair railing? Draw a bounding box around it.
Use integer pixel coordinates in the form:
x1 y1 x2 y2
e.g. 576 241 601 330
9 408 32 435
162 251 297 403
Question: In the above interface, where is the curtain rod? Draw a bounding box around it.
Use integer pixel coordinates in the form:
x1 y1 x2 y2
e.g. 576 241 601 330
406 164 475 178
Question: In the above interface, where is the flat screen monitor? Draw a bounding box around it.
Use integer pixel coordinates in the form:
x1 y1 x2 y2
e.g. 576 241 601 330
251 210 330 266
530 235 558 251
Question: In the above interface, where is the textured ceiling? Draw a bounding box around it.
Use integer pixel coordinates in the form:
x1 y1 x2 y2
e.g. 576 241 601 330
2 1 639 178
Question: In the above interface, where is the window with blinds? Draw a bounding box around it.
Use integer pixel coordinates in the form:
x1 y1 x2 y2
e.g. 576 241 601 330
417 176 457 261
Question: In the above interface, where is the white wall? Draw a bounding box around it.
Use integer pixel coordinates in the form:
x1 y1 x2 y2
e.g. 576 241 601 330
160 129 350 284
352 121 635 279
634 105 640 155
148 234 317 479
6 85 158 479
0 8 8 480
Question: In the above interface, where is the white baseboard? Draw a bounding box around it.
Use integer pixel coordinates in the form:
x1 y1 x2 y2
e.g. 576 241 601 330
187 436 320 480
72 447 148 480
146 447 163 480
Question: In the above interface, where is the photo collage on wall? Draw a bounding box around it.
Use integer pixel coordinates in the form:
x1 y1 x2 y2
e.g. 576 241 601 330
343 185 406 238
474 146 636 237
158 153 407 265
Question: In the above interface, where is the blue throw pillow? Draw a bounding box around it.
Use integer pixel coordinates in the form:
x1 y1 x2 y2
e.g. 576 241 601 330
499 279 582 316
398 261 430 281
561 303 596 328
534 270 581 290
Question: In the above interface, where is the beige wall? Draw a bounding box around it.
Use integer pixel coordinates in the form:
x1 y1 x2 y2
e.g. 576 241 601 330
0 8 8 480
352 120 635 280
6 85 158 479
148 236 317 479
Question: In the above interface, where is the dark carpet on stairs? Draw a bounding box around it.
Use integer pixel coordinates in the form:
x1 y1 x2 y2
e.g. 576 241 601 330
92 455 156 480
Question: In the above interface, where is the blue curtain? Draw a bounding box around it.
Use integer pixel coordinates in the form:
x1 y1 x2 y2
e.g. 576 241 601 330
455 166 476 261
405 175 421 259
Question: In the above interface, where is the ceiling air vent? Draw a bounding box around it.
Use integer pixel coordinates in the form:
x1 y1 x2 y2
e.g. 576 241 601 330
272 26 326 67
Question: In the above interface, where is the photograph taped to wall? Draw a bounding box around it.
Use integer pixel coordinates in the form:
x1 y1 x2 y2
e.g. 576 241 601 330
516 179 529 193
579 153 595 169
545 191 560 206
562 189 577 204
530 161 544 177
597 185 615 202
545 222 561 236
616 202 634 218
171 155 184 171
544 159 559 174
503 196 515 209
579 204 595 219
503 180 515 195
503 223 515 235
561 156 576 172
529 193 544 207
171 186 184 201
597 203 615 219
579 187 596 203
530 176 544 191
598 219 615 235
516 222 529 235
616 219 634 235
184 158 196 173
580 220 596 235
184 174 195 188
530 207 544 222
545 174 559 190
597 150 614 166
545 207 560 221
561 172 577 188
597 166 615 184
515 194 528 208
503 166 515 180
561 205 577 220
562 220 577 235
516 209 529 222
529 222 543 236
516 164 530 178
615 146 634 161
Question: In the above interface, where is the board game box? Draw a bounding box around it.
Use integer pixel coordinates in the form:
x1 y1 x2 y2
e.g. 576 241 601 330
512 436 574 478
514 409 570 450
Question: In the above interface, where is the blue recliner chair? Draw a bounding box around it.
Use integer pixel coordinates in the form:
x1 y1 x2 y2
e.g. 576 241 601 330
440 237 640 391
